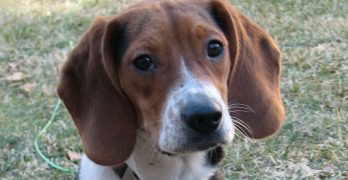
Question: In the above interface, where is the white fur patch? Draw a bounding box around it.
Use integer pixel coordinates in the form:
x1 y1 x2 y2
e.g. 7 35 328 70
126 130 216 180
159 57 234 153
79 154 120 180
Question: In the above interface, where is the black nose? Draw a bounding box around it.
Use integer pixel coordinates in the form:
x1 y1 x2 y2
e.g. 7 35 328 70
183 102 222 134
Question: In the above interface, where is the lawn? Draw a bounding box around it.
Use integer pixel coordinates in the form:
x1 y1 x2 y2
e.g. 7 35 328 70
0 0 347 179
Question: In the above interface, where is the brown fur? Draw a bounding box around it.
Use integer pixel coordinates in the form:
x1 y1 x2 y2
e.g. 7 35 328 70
58 0 284 166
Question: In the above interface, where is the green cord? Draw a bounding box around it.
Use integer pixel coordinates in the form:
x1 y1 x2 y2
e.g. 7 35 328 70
35 100 232 178
34 100 75 174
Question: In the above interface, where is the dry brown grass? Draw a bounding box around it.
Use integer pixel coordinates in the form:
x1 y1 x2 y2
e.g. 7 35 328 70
0 0 347 179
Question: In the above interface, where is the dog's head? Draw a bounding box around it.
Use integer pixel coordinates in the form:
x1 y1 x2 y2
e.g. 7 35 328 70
58 0 284 166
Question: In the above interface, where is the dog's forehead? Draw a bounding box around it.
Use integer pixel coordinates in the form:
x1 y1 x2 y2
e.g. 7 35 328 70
120 0 216 39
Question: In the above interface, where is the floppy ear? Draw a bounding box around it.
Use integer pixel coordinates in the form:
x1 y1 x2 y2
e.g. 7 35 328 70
209 0 285 138
57 17 137 166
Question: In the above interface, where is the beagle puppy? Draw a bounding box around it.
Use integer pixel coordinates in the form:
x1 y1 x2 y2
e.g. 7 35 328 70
57 0 285 179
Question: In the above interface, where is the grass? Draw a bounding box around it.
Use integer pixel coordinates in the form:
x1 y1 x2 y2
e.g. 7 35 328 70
0 0 347 179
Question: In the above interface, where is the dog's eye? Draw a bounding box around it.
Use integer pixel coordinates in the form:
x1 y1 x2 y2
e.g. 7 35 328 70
133 55 155 71
207 40 224 58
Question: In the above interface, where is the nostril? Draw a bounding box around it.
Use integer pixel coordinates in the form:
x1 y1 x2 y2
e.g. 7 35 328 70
211 112 222 124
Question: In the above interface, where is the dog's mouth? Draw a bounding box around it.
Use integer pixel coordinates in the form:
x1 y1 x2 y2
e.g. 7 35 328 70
157 119 232 155
157 142 220 156
194 142 220 151
159 149 175 156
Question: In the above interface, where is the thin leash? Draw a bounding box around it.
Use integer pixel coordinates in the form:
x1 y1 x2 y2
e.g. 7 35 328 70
34 100 76 174
34 100 232 179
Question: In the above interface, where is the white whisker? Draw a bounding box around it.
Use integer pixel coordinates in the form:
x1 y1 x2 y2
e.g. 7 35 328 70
229 109 256 113
232 130 251 142
232 117 254 135
228 103 256 113
233 121 253 136
233 122 252 137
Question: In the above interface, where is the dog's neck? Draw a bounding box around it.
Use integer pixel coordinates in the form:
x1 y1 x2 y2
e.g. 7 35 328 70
125 130 218 180
78 130 224 180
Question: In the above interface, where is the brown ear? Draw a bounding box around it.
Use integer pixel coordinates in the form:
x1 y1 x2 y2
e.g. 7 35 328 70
57 17 137 166
209 0 285 138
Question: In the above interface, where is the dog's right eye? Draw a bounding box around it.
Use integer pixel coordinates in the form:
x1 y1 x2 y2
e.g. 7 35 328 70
207 40 224 58
133 55 156 71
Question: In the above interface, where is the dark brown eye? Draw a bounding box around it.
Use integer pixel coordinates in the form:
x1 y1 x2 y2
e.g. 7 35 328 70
207 40 224 58
133 55 155 71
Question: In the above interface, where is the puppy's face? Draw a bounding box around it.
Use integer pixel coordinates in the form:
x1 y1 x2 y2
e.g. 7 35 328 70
118 2 234 154
59 0 283 165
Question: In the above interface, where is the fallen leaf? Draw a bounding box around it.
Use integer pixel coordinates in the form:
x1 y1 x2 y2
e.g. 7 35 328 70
311 43 332 52
8 63 18 70
322 166 334 173
21 83 37 92
6 72 24 81
67 151 82 161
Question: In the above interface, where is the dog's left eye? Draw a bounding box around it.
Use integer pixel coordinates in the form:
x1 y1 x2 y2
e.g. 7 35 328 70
133 55 156 71
207 40 224 58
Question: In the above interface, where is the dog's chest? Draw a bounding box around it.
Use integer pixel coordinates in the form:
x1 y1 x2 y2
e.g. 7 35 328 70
125 132 216 180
